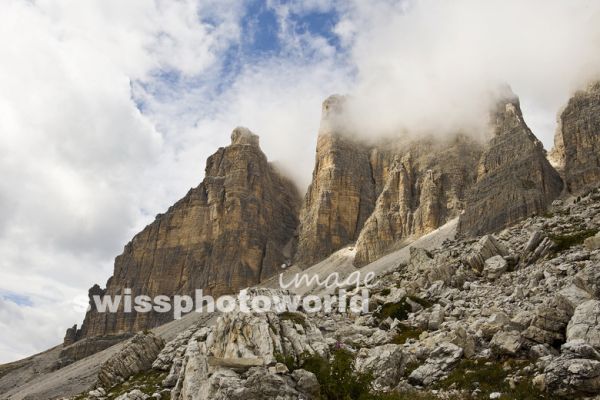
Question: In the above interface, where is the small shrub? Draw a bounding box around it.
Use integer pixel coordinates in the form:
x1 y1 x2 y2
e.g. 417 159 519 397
549 229 598 252
375 301 412 321
435 359 549 400
375 296 432 322
380 288 391 296
302 348 374 400
391 326 423 344
274 352 297 371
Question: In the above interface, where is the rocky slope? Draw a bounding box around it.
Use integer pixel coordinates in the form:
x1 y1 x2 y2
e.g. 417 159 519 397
551 81 600 194
60 186 600 400
458 95 564 237
65 128 300 357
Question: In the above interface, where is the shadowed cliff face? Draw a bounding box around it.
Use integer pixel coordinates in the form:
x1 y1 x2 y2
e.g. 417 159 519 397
354 135 483 266
458 97 563 237
74 128 300 341
551 81 600 194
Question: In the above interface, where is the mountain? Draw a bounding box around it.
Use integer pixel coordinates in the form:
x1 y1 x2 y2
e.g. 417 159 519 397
62 127 300 361
297 95 484 267
457 94 564 237
551 81 600 194
294 95 378 267
5 83 600 400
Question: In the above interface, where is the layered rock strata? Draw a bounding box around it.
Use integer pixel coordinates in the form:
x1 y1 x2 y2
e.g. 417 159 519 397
458 95 563 237
551 81 600 194
69 128 300 343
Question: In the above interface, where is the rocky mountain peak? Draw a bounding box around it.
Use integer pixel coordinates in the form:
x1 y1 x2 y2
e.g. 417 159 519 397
550 81 600 194
61 127 300 360
458 95 563 237
230 126 259 147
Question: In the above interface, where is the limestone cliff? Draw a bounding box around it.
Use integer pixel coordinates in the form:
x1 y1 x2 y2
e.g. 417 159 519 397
458 96 563 237
296 96 483 267
551 81 600 194
70 128 300 344
354 136 483 266
294 96 376 267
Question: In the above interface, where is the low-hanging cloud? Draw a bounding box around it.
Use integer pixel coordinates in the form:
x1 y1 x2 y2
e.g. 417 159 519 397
334 0 600 143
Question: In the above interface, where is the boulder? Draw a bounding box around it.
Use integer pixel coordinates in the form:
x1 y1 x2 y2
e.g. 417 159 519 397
97 332 165 389
115 389 150 400
490 331 523 356
464 235 509 272
171 311 327 400
483 255 508 280
522 301 571 346
408 342 463 386
567 300 600 349
574 264 600 299
584 232 600 251
355 344 405 390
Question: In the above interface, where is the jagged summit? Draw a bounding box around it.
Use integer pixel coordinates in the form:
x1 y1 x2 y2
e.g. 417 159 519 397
230 126 259 147
457 95 564 237
551 81 600 194
61 127 300 362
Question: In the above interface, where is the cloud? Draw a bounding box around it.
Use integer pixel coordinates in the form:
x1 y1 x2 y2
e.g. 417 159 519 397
335 0 600 145
0 0 247 362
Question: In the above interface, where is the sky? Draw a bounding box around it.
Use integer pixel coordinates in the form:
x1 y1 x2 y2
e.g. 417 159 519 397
1 0 600 363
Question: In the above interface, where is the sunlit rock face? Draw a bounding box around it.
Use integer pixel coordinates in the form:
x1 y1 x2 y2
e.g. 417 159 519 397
72 127 300 342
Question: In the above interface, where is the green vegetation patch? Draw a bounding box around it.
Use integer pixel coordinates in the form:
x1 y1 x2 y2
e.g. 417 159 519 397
375 296 432 322
435 359 549 400
549 229 598 252
391 326 424 345
105 370 169 399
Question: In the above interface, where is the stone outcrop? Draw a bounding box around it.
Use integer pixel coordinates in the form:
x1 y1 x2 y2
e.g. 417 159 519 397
97 332 165 389
536 341 600 397
567 300 600 349
551 82 600 193
169 310 327 400
458 94 563 237
70 128 300 341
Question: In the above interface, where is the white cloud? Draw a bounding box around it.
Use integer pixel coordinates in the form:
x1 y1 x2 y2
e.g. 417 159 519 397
336 0 600 146
0 0 246 362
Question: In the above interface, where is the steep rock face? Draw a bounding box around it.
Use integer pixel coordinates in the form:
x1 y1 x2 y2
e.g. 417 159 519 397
354 136 483 265
295 96 376 267
73 128 300 341
296 96 483 267
551 82 600 193
458 96 563 237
